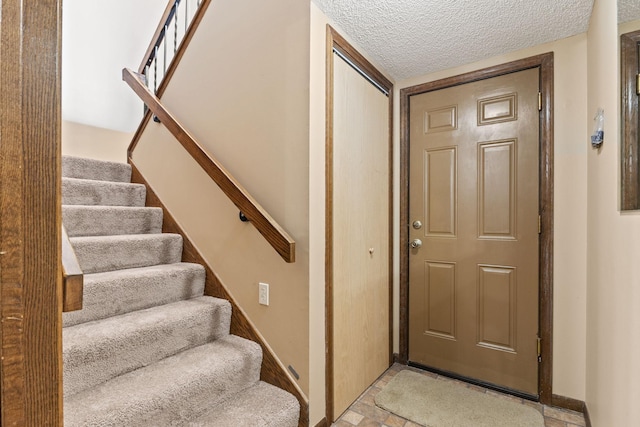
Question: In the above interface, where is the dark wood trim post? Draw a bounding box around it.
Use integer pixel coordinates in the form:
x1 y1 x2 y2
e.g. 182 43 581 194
0 0 63 424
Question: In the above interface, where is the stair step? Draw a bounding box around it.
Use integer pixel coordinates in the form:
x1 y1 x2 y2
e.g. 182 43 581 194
70 233 183 274
63 263 205 327
61 155 299 426
191 381 300 427
64 335 262 427
62 155 132 183
63 296 232 398
62 177 146 207
63 205 163 237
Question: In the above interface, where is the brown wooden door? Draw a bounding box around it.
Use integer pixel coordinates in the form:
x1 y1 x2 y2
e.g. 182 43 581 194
408 68 540 395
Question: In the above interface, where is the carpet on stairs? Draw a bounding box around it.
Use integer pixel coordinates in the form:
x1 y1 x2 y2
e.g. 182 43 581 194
61 155 299 426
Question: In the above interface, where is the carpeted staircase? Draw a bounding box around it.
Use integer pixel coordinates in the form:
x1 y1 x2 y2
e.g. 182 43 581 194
61 155 300 426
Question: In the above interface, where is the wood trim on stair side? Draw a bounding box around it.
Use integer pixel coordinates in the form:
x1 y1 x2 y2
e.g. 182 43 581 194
130 162 309 427
61 225 84 312
138 0 181 74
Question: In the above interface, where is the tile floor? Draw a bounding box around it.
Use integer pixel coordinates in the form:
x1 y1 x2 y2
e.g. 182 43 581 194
332 363 586 427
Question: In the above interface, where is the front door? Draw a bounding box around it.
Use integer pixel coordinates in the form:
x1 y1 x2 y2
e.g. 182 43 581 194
408 68 540 396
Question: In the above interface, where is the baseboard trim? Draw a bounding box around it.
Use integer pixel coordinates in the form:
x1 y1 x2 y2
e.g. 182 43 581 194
313 417 329 427
584 403 592 427
552 393 592 427
551 393 585 413
130 161 309 427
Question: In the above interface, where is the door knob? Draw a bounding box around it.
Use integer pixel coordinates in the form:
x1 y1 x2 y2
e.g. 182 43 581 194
410 239 422 249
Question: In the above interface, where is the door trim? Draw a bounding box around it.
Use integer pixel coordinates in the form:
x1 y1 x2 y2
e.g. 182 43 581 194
325 25 394 422
398 53 554 404
620 29 640 210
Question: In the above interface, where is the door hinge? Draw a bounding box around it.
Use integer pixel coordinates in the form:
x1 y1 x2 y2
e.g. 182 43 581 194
537 336 542 362
538 215 541 234
538 92 542 111
636 74 640 95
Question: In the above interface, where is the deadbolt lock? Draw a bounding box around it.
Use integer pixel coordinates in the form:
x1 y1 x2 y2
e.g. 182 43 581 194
412 220 422 230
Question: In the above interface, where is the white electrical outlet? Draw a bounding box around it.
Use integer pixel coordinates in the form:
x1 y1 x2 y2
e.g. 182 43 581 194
258 282 269 306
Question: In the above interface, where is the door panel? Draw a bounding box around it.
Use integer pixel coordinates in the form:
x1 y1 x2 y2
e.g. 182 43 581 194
332 54 390 418
478 140 516 238
408 68 540 395
423 261 456 340
425 147 457 237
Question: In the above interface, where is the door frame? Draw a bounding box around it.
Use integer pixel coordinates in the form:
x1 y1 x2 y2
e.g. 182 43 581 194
325 25 394 422
620 29 640 210
398 53 554 404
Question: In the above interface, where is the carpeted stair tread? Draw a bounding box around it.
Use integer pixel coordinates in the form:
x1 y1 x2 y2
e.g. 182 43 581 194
62 177 146 207
61 155 300 427
63 205 163 237
190 381 300 427
63 296 232 398
63 263 205 327
64 335 262 427
63 155 132 183
70 233 183 274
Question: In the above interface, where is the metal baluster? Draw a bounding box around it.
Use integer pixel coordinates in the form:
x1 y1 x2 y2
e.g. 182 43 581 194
174 3 178 54
163 24 168 75
153 46 158 93
185 0 188 33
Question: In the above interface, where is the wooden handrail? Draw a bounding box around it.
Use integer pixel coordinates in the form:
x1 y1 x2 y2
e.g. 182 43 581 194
61 225 83 312
123 68 296 263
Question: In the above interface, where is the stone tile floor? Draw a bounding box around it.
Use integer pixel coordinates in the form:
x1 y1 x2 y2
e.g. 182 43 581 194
332 363 586 427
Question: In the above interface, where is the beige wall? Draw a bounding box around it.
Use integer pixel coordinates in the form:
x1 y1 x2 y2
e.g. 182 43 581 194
585 2 640 426
132 0 311 396
395 34 590 400
62 120 131 163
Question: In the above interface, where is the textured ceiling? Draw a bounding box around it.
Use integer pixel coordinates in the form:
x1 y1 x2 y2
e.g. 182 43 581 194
313 0 595 80
619 0 640 24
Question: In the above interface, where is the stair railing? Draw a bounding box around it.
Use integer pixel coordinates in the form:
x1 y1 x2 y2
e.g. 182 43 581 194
139 0 207 94
61 225 83 312
123 68 296 263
